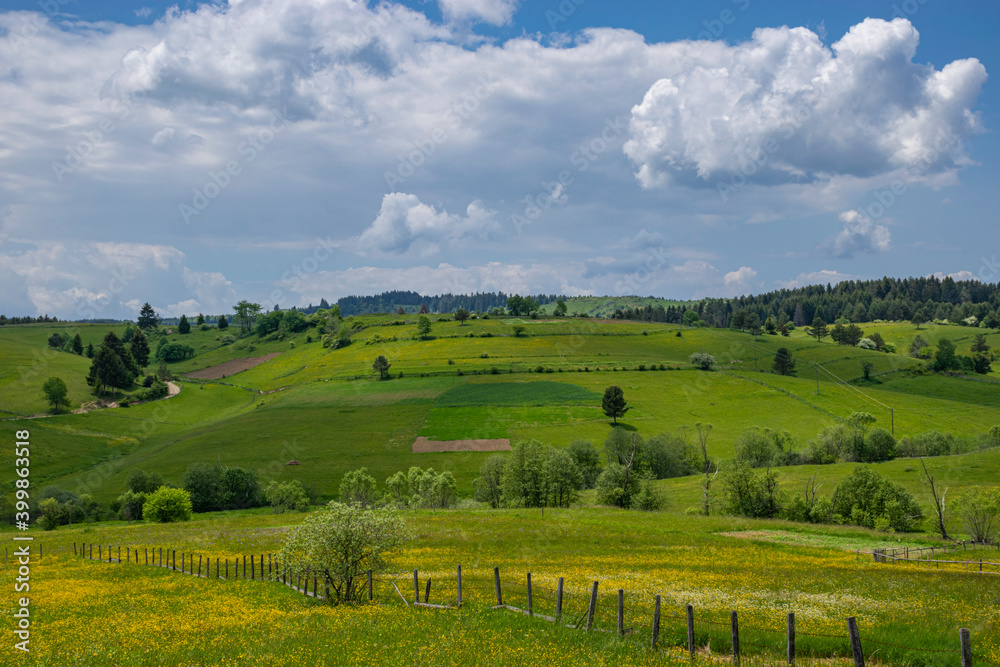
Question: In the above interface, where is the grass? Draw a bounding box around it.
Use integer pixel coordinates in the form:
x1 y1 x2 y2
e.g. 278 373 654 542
4 508 999 665
4 318 999 505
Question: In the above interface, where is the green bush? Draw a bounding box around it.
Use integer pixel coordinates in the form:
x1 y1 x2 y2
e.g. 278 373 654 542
832 467 921 532
594 463 642 509
142 487 193 523
862 427 897 462
264 480 310 513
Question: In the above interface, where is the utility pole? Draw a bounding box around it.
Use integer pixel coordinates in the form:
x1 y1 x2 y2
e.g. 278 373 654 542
814 362 820 394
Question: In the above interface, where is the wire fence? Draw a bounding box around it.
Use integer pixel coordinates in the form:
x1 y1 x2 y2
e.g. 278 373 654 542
72 542 997 667
863 542 1000 575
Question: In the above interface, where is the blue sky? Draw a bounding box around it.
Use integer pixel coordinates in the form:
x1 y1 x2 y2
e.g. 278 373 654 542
1 0 997 319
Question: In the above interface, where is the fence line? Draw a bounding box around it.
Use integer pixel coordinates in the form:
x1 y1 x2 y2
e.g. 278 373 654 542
71 542 996 666
862 542 1000 575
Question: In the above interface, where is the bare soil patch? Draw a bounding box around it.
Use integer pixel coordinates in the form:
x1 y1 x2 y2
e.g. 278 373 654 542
412 436 512 453
184 353 281 380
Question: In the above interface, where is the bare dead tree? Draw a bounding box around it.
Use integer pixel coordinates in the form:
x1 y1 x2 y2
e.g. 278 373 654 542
920 458 950 540
696 422 716 515
619 433 639 509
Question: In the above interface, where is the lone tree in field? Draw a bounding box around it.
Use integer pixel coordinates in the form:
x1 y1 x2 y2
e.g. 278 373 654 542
372 355 391 380
42 377 70 413
217 315 229 330
416 315 431 339
137 302 159 329
178 314 191 334
772 347 796 376
454 308 470 325
233 300 262 335
808 316 829 342
512 325 525 337
196 313 206 326
281 503 407 605
601 385 630 424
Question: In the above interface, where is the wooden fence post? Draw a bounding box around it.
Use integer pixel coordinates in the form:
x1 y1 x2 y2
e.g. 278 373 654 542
586 581 598 632
960 628 973 667
74 542 77 556
527 573 533 617
847 617 864 667
181 553 185 573
225 558 229 579
687 604 695 656
787 612 795 665
118 546 121 563
424 578 432 603
414 570 420 604
173 550 176 571
731 610 740 665
494 567 502 606
98 545 102 561
243 556 246 579
269 554 272 580
456 565 462 608
556 577 564 623
199 555 202 577
617 589 625 637
126 548 129 564
367 570 373 601
145 548 148 565
251 554 255 580
651 594 661 648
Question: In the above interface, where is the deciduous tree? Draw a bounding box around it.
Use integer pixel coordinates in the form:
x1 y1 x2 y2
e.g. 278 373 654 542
601 385 629 424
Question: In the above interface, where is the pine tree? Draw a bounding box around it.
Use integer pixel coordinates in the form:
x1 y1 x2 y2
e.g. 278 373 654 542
772 347 797 376
130 328 151 368
808 316 829 342
218 315 228 330
71 334 84 355
178 314 191 334
196 313 206 326
137 303 159 329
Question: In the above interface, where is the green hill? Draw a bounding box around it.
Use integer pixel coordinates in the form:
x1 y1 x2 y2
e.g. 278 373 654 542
2 315 997 507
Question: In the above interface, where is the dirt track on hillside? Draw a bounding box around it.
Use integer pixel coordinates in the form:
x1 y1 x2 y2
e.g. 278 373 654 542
184 353 281 380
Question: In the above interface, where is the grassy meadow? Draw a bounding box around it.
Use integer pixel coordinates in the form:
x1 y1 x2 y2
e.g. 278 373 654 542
2 314 1000 665
3 508 999 666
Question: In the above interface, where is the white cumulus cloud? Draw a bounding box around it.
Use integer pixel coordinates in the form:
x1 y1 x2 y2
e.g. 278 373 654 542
353 193 498 258
821 210 891 258
437 0 520 26
624 18 987 189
